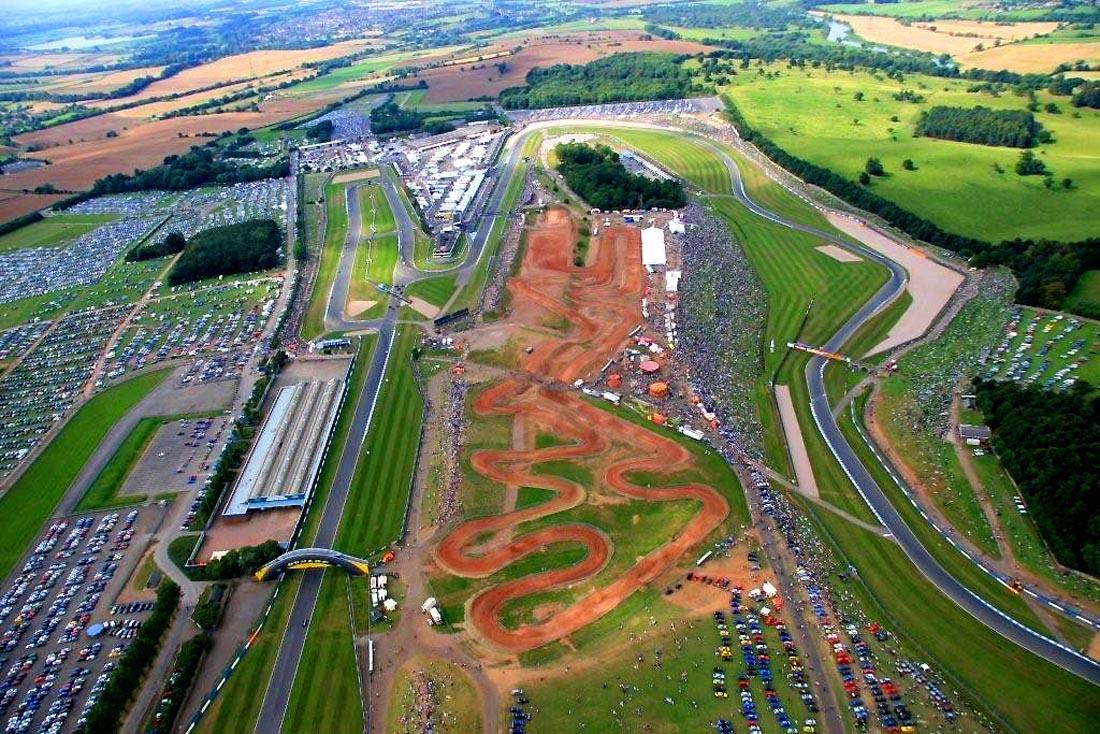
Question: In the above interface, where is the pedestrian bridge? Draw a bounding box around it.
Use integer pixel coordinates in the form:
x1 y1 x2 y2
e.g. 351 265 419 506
254 547 370 581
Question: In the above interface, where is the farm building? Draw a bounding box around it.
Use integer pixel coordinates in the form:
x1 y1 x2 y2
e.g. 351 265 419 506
957 424 992 447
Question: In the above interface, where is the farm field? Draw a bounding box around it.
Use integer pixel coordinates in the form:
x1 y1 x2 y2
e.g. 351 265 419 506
0 368 168 578
334 324 424 556
282 573 363 734
413 31 714 103
818 1 1091 21
721 64 1100 242
0 212 117 252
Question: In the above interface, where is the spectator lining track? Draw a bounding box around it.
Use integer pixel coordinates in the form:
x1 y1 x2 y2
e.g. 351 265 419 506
434 207 729 652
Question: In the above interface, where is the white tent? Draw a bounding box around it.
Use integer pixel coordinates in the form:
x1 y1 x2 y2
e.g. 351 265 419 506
641 226 666 266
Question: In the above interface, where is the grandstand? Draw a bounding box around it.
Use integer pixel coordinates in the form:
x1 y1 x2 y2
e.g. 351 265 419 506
223 378 344 516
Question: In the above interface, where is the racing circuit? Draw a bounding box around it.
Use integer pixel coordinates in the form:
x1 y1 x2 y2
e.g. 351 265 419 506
435 207 730 651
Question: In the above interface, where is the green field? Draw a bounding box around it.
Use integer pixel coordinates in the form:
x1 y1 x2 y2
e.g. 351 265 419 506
348 181 397 308
405 274 458 308
334 324 424 556
0 369 168 578
818 1 1069 21
303 179 348 341
282 574 363 734
0 213 117 252
384 656 481 732
74 415 161 511
721 64 1100 242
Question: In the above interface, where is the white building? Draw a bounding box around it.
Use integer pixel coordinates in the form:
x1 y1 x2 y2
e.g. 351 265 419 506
641 226 667 267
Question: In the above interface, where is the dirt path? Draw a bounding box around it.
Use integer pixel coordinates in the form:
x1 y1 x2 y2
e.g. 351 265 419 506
431 207 729 652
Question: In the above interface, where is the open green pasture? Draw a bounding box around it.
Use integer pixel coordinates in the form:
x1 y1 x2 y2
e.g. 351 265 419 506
721 64 1100 242
302 178 347 341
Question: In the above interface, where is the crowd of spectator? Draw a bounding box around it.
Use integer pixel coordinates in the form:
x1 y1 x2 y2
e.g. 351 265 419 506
676 203 766 459
508 98 721 125
433 375 467 528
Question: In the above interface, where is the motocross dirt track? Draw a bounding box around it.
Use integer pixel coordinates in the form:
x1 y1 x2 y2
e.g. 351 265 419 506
434 207 729 652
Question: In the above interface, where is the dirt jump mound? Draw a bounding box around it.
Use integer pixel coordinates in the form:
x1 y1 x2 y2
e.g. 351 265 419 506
434 207 729 653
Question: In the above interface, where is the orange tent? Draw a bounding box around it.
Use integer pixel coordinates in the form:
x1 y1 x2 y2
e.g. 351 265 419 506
649 412 667 425
648 382 669 398
607 373 623 389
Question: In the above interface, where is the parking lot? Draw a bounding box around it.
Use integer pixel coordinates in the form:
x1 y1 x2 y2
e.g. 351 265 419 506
982 306 1100 390
0 306 131 478
118 415 232 499
0 507 164 734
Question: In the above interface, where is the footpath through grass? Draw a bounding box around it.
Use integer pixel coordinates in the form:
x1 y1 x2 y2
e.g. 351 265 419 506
282 573 363 734
335 324 424 555
0 369 168 579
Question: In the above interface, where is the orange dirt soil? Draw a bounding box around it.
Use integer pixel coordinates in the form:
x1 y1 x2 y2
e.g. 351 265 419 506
434 207 729 652
0 193 66 222
417 32 714 104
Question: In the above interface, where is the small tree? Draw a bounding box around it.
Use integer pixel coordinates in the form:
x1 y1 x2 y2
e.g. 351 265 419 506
865 157 885 176
1061 178 1073 190
858 171 871 185
853 91 864 101
902 159 916 171
1015 150 1047 176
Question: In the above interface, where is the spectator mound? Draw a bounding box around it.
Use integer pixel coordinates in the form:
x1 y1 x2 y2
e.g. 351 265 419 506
434 206 729 652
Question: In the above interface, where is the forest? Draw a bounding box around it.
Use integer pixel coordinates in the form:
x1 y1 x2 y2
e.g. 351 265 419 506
644 1 815 31
168 219 283 285
722 96 1099 311
914 106 1049 148
499 53 699 109
975 380 1100 576
555 142 686 211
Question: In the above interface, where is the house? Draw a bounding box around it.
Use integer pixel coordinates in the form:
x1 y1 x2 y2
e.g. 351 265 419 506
958 424 992 447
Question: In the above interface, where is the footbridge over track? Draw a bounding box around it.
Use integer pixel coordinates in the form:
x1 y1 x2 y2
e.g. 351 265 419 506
254 547 370 581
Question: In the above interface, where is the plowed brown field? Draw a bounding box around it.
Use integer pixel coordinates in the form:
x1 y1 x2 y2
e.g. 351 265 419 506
435 207 729 652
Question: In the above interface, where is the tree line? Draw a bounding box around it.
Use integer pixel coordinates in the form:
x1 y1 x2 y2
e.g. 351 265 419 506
722 96 1099 311
168 219 283 286
555 142 686 211
499 53 700 110
369 99 496 137
78 581 180 733
80 146 288 199
975 379 1100 576
126 231 185 262
644 2 817 31
914 105 1049 148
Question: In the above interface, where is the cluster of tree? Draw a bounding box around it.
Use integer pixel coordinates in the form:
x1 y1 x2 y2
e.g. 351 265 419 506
168 219 283 285
914 105 1049 148
723 96 1099 311
974 379 1100 576
86 147 288 197
202 540 283 580
499 52 699 109
0 210 42 237
1014 149 1048 176
369 99 496 137
78 581 180 734
644 2 815 31
305 119 335 143
125 231 185 262
644 24 681 41
555 142 686 211
892 89 925 103
1072 81 1100 108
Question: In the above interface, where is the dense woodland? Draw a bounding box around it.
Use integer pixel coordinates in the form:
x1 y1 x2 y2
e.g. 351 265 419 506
914 106 1049 148
644 2 816 31
723 97 1099 311
168 219 283 285
499 53 699 109
975 380 1100 576
555 143 686 211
